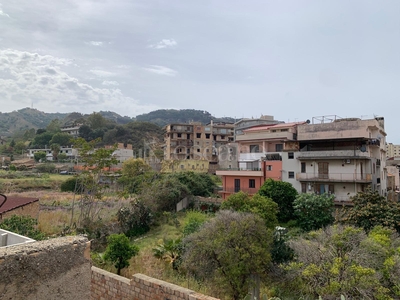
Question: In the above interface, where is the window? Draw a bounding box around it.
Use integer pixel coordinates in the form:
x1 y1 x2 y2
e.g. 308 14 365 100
275 144 283 152
180 165 184 169
249 179 256 188
206 149 210 152
288 152 294 159
301 162 306 173
196 133 201 138
177 133 182 138
281 129 288 132
187 149 190 154
197 149 200 152
266 165 272 171
288 171 295 179
221 136 225 139
206 133 210 139
250 145 260 153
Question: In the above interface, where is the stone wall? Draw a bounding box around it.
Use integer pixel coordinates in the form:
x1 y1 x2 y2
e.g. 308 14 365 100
0 200 39 220
91 266 220 300
0 235 91 300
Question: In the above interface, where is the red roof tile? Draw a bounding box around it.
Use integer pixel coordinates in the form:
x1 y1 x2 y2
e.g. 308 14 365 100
0 196 39 214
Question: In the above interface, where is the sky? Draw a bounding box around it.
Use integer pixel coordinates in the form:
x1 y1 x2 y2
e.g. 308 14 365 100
0 1 399 142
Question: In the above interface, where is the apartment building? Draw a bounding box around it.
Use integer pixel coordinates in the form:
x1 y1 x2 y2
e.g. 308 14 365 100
60 124 82 137
234 115 283 138
217 115 388 202
386 143 400 159
296 116 387 201
28 147 78 161
163 121 234 173
216 122 305 199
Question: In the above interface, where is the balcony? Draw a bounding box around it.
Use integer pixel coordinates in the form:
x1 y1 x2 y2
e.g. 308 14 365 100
296 172 372 182
216 168 263 177
297 150 370 160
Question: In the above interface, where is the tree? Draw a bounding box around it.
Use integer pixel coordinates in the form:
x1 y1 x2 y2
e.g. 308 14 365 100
46 119 61 133
14 141 27 153
257 179 298 222
284 225 400 299
49 132 72 146
78 124 92 140
293 193 335 231
32 132 53 148
33 151 47 162
87 112 107 130
104 234 139 275
182 210 273 300
153 238 182 270
50 143 60 161
117 200 152 237
345 190 400 233
172 172 216 197
121 158 152 178
221 191 279 229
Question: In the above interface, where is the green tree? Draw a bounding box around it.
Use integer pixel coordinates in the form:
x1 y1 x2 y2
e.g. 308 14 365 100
172 171 216 197
32 132 53 148
153 238 182 270
293 193 335 231
9 139 15 148
49 132 72 146
257 179 298 222
182 210 273 300
87 112 107 130
221 191 278 229
117 200 152 237
121 158 152 178
104 233 139 275
284 225 399 299
50 143 60 161
345 190 400 233
14 141 27 153
33 151 47 162
46 119 61 133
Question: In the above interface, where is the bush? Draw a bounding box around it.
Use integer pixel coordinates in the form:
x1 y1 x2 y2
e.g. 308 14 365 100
293 193 335 231
117 200 152 238
60 176 84 193
0 215 45 240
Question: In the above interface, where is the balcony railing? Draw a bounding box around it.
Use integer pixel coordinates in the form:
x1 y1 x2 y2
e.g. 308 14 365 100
296 173 372 182
297 150 370 160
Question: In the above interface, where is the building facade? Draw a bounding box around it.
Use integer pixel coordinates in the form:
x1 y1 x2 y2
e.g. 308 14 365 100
386 143 400 159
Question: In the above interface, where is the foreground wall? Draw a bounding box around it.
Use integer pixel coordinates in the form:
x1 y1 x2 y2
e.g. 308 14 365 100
0 235 91 300
91 266 220 300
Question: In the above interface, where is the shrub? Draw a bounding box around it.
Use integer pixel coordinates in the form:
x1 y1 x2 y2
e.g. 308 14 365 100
0 215 45 240
293 193 335 231
60 176 84 193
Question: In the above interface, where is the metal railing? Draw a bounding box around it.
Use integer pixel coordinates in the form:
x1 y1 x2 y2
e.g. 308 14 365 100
296 173 372 182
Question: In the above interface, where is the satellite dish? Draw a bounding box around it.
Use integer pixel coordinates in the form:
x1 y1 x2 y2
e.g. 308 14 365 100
306 119 311 124
360 145 366 152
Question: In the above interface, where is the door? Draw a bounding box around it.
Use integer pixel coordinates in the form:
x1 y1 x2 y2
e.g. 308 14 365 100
318 162 329 179
234 179 241 193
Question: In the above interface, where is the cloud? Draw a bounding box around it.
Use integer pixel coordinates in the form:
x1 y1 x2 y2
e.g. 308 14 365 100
102 80 119 86
0 4 9 18
149 39 177 49
89 69 116 77
116 65 130 69
85 41 103 46
0 49 158 115
143 65 177 77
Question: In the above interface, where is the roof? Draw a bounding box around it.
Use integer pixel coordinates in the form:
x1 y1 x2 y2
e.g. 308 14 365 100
243 121 307 132
0 196 39 214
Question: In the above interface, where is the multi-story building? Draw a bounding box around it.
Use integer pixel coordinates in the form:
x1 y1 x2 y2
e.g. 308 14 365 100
386 143 400 159
163 121 234 173
234 115 283 138
28 147 78 161
60 124 82 137
296 116 387 201
217 115 388 202
216 122 305 199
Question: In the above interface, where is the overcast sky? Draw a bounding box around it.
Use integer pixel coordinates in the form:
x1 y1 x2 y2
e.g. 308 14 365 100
0 1 399 142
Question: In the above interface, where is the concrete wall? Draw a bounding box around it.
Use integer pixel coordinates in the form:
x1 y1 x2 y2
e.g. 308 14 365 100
91 266 220 300
0 200 39 220
0 235 91 300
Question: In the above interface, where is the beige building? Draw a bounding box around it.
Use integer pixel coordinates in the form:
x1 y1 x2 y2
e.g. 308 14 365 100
163 121 234 172
386 143 400 159
296 116 387 201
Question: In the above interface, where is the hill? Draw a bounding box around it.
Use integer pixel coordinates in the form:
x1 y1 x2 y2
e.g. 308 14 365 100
135 109 236 126
0 108 236 138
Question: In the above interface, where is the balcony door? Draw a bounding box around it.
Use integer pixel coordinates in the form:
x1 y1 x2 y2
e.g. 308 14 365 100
318 162 329 179
234 179 241 193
